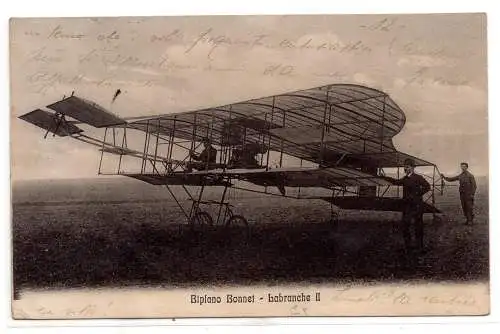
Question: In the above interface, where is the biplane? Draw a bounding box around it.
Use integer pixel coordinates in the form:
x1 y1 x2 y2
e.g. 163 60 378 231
18 83 444 235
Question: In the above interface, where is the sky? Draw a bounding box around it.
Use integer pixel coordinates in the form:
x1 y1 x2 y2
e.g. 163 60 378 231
9 13 488 180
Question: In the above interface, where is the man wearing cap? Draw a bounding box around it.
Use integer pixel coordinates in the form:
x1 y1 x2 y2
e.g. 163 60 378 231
441 162 477 225
384 158 431 251
186 137 217 172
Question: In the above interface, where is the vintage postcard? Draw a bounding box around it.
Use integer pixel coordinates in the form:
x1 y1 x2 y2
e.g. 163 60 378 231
10 13 489 319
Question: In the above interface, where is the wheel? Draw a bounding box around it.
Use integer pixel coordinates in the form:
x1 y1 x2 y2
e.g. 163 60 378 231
190 211 213 226
225 214 248 227
225 214 250 240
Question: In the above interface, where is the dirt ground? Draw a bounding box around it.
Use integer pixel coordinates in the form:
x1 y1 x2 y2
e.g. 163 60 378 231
11 178 489 294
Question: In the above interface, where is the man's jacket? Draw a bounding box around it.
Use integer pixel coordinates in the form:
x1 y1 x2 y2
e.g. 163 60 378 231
392 173 431 205
443 171 476 195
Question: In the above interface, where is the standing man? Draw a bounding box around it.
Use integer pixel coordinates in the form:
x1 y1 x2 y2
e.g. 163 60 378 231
384 158 431 251
441 162 477 225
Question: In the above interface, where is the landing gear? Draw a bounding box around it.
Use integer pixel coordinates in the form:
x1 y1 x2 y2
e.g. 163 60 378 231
187 201 251 240
171 181 252 240
224 213 251 242
225 214 248 228
190 211 213 226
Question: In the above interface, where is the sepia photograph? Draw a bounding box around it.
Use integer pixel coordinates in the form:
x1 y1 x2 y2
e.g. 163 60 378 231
9 13 489 318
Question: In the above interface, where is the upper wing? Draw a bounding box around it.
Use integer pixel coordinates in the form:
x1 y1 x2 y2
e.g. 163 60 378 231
127 84 432 168
17 84 433 168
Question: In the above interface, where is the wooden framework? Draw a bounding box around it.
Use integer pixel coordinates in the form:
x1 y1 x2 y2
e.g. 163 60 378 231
18 84 445 232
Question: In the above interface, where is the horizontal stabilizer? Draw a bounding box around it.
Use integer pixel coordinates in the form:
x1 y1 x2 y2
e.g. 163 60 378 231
18 109 83 137
47 96 125 128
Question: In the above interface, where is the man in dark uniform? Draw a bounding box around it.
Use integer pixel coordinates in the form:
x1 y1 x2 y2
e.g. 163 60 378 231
441 162 477 225
186 137 217 172
384 158 431 251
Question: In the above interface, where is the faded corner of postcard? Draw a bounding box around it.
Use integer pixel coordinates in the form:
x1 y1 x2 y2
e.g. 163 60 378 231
10 13 489 319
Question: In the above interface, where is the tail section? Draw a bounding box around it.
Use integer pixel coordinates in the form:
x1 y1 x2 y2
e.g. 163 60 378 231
46 96 125 128
18 95 126 137
19 108 83 137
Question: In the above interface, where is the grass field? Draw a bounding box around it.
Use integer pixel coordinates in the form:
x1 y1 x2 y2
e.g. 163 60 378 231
11 177 489 295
